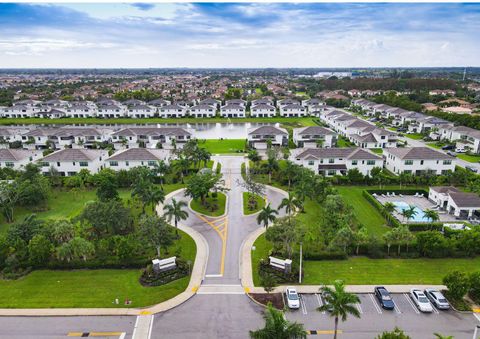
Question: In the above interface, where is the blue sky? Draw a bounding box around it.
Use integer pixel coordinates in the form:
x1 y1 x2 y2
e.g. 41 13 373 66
0 3 478 68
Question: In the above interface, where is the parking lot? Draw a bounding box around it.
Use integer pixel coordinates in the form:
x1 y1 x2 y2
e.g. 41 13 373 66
286 293 480 338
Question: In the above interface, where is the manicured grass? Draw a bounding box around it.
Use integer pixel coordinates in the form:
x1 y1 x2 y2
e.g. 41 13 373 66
457 153 480 163
336 186 390 236
302 257 480 285
252 233 272 286
243 192 266 215
0 184 184 235
198 139 245 154
0 116 318 126
336 137 355 147
0 229 196 308
404 133 424 140
371 148 383 154
190 192 226 217
426 142 443 150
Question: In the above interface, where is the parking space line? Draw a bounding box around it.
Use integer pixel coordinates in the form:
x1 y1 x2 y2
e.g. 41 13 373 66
393 301 402 314
355 303 363 315
300 295 308 315
315 293 325 314
403 293 420 314
369 294 382 314
431 304 439 314
473 312 480 323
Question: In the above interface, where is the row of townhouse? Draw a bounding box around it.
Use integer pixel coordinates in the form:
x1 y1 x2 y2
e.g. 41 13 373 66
352 98 480 153
1 127 192 151
0 147 172 176
321 109 398 149
1 97 329 119
246 125 337 149
290 146 456 177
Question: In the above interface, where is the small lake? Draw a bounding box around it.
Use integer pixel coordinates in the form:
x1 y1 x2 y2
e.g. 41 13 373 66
6 122 280 139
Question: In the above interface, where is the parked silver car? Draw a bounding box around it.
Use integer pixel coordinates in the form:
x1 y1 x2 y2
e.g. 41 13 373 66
424 289 450 310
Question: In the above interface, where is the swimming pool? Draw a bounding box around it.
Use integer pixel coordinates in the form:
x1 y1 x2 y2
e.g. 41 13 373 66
392 201 430 222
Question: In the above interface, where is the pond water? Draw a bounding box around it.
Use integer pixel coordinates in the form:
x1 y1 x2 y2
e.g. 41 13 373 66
6 122 280 139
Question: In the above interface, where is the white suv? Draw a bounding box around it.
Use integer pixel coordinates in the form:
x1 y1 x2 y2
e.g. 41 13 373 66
285 287 300 309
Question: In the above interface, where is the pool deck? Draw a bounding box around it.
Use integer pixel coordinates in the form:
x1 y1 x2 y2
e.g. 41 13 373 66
374 193 459 223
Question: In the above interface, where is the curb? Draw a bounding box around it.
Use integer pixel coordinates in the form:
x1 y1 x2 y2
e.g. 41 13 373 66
187 191 229 219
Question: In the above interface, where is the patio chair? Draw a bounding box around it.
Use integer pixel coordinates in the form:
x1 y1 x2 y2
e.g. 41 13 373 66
392 192 396 197
399 194 404 197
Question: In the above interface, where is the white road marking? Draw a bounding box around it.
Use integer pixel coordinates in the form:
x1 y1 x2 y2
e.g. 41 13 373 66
393 301 402 314
148 315 154 339
119 333 126 339
356 303 363 315
131 315 140 339
369 294 382 314
432 304 440 314
196 291 245 295
473 312 480 323
404 293 420 314
300 295 308 315
316 293 326 314
205 274 223 278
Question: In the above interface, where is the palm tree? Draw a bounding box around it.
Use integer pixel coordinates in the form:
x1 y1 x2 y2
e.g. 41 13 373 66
383 202 396 225
265 156 279 184
175 156 190 183
283 161 298 189
278 193 302 224
406 205 418 222
423 209 439 223
317 280 360 339
147 186 165 214
383 231 395 256
154 160 170 187
250 303 307 339
257 204 278 229
163 198 189 236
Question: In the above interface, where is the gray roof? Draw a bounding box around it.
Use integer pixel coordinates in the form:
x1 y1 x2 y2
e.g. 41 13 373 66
449 192 480 208
282 104 305 110
251 103 275 110
296 126 335 135
56 128 101 137
107 148 169 161
191 104 215 110
295 147 381 160
0 149 38 161
161 104 185 110
385 147 451 160
222 104 245 110
249 126 288 135
40 149 105 162
430 186 461 194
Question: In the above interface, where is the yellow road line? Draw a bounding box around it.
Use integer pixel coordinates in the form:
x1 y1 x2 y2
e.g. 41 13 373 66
67 332 124 337
307 330 343 335
196 213 228 275
473 308 480 313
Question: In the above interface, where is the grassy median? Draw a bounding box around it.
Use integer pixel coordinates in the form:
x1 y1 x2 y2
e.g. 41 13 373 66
243 192 265 215
190 192 226 217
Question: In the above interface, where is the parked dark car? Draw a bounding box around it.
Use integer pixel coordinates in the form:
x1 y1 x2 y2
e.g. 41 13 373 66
446 151 457 157
374 286 395 310
397 128 407 133
442 145 455 150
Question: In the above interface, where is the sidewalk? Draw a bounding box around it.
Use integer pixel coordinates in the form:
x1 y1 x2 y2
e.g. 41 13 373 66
0 189 208 317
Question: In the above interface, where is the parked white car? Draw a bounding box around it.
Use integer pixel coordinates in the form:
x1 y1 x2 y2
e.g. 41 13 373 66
424 289 450 310
410 288 433 312
285 287 300 309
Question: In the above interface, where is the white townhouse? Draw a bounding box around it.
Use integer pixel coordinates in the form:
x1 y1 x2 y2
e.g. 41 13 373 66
34 108 67 119
123 99 146 107
293 126 336 148
439 126 480 154
279 104 308 117
189 104 216 118
220 103 246 118
415 116 452 133
302 98 325 113
105 148 171 171
247 126 288 149
44 99 68 108
148 99 171 107
384 147 455 176
159 104 187 118
0 128 22 147
372 104 394 117
429 186 480 219
38 149 108 176
21 129 55 149
111 127 191 149
341 119 372 137
350 99 377 114
126 104 156 118
97 98 120 107
291 147 382 176
97 105 126 118
2 105 38 118
225 99 247 107
349 126 398 149
199 98 221 108
250 103 276 118
277 99 299 108
398 111 426 127
65 104 96 118
0 149 42 170
53 128 106 149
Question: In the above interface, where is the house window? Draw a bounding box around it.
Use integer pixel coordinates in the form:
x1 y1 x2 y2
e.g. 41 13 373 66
148 161 156 166
404 170 412 174
308 160 314 166
443 160 452 165
367 160 375 165
109 161 118 166
41 162 49 167
404 160 413 165
79 162 88 167
328 170 336 175
329 158 334 164
352 160 358 165
5 162 14 168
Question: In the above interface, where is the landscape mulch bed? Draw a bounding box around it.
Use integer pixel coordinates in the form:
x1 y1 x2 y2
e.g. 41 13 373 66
249 293 285 309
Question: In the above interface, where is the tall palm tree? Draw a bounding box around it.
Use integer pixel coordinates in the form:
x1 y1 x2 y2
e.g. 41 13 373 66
163 198 189 236
317 280 361 339
383 202 396 225
423 209 439 223
147 186 165 214
154 160 170 187
250 303 307 339
283 161 298 189
257 204 278 229
175 156 190 183
265 156 279 184
278 193 302 224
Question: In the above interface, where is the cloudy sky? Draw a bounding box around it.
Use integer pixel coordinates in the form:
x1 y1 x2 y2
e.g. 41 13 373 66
0 3 479 68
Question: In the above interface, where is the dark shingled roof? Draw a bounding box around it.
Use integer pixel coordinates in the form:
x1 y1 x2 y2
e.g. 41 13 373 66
248 126 288 135
297 126 335 135
107 148 169 161
385 147 451 160
449 192 480 208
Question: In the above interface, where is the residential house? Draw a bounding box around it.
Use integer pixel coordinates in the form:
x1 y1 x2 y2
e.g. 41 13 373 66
0 149 42 170
111 127 191 149
293 126 336 148
126 104 156 118
279 104 307 117
250 103 276 118
220 103 246 118
97 105 126 118
247 126 288 149
159 104 187 118
189 104 216 118
38 149 108 176
384 147 455 175
105 148 171 171
429 186 480 219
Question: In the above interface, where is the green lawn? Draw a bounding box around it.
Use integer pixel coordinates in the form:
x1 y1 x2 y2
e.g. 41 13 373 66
252 233 272 286
302 257 480 285
336 137 355 147
0 116 318 126
371 148 383 154
336 186 390 236
404 133 424 140
0 228 196 308
190 192 226 217
426 142 443 150
457 153 480 163
243 192 266 215
198 139 245 154
0 184 184 235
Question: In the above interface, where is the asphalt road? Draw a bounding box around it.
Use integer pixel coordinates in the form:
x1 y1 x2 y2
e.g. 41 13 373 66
287 293 480 338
